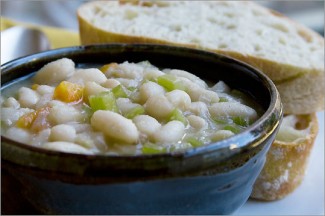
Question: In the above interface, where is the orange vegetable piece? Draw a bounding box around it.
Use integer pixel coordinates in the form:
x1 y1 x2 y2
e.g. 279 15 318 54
99 62 118 73
53 81 84 103
31 84 39 90
16 111 38 129
30 107 51 132
16 107 51 132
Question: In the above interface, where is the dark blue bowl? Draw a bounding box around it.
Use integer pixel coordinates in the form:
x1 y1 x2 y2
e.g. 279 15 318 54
1 44 282 214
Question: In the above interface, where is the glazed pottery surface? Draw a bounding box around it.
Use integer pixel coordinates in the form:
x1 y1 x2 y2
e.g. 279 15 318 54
1 44 282 214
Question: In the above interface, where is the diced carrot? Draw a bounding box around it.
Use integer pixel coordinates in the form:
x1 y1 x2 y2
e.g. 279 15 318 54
30 107 51 132
31 84 39 90
53 81 84 103
16 111 38 128
16 106 51 132
99 62 118 73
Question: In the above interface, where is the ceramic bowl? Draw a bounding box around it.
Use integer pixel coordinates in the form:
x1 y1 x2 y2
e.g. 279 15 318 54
1 44 282 214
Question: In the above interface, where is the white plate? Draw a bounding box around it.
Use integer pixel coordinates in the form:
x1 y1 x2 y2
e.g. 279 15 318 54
236 112 325 215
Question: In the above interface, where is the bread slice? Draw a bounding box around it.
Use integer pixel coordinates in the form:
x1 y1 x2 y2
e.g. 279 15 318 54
77 0 324 115
251 113 319 200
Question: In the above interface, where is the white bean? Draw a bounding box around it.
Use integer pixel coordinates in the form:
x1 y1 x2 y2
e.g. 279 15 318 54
187 115 207 130
208 102 258 121
3 97 20 109
133 115 161 137
178 77 219 103
101 78 121 89
115 78 138 88
49 124 76 142
116 98 139 114
84 81 109 102
168 69 207 89
105 62 143 79
199 89 220 104
165 89 191 111
153 120 185 143
48 104 83 125
143 68 164 80
35 85 55 95
33 58 75 85
91 110 139 144
68 68 107 85
42 142 92 154
35 93 53 110
32 128 51 146
5 127 31 144
18 87 40 109
144 95 174 120
1 107 33 126
189 101 209 116
139 81 165 103
211 130 235 142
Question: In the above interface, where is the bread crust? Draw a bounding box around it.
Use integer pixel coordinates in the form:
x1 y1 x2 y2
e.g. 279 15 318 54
77 1 324 114
251 114 319 201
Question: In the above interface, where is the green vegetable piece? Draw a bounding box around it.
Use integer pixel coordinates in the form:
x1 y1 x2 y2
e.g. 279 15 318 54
186 137 204 147
232 116 249 127
127 86 137 92
219 97 228 102
168 108 188 125
223 124 241 134
112 85 128 98
81 104 93 122
89 91 118 112
142 143 167 154
125 105 145 119
213 116 231 125
157 74 185 91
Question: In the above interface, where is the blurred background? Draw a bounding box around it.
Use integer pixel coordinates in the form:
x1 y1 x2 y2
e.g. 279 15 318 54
1 0 324 36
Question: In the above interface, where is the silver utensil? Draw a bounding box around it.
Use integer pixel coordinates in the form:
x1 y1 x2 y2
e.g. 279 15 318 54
1 26 51 64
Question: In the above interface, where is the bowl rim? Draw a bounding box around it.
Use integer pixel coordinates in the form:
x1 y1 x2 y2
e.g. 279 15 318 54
1 44 282 174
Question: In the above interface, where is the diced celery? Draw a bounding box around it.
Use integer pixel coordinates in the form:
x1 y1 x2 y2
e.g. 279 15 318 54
168 108 188 125
213 116 231 125
223 124 241 134
112 85 128 98
157 74 185 91
89 91 118 112
124 105 145 119
232 116 249 127
81 104 93 122
127 86 137 92
186 137 204 147
142 143 167 154
218 97 228 102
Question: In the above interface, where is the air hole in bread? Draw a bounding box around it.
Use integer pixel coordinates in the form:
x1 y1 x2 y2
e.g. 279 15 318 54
295 115 310 130
170 25 182 32
226 24 237 30
224 12 235 18
270 23 289 33
254 44 262 51
255 29 263 36
297 30 313 43
252 9 264 16
278 37 287 45
208 17 217 24
218 43 228 49
310 46 317 52
124 10 138 19
190 38 201 44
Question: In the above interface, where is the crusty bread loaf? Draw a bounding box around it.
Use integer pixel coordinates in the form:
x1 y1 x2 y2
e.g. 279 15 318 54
77 0 324 115
251 113 319 200
77 0 322 200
